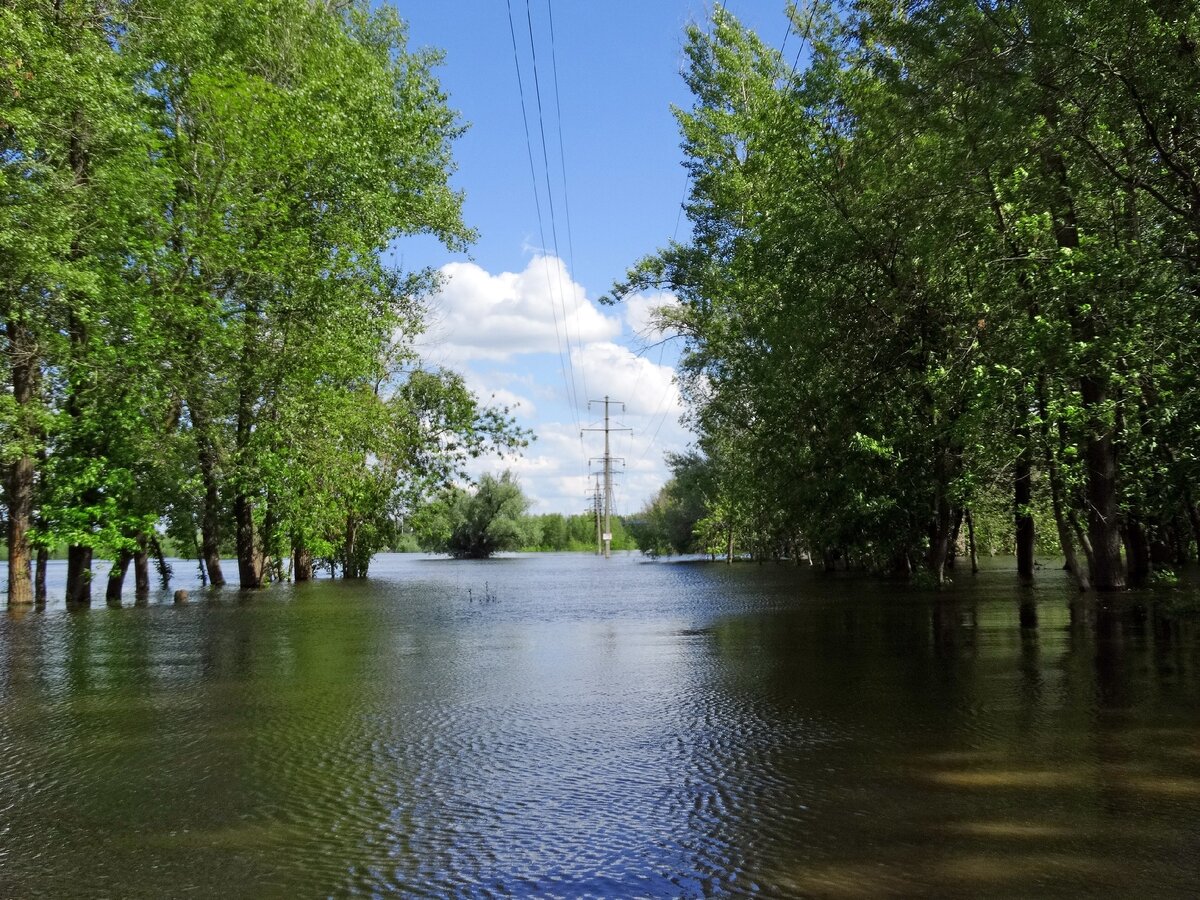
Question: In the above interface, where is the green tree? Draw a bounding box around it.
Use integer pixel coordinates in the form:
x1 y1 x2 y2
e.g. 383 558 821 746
630 452 713 557
616 2 1200 588
2 1 526 604
420 471 535 559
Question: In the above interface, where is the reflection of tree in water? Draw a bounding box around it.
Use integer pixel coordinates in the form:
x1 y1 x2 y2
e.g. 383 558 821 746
2 564 1199 896
676 575 1200 896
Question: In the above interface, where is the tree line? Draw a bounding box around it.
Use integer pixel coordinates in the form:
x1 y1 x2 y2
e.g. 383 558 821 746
616 0 1200 590
411 471 636 558
1 0 523 607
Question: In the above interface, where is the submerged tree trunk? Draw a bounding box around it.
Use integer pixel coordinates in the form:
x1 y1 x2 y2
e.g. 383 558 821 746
928 500 954 586
927 445 955 585
1080 374 1125 590
6 318 37 608
1026 16 1124 590
200 476 225 586
1045 450 1090 592
1039 87 1124 587
6 456 35 608
148 535 171 589
34 547 48 606
948 509 963 569
66 545 93 606
341 516 366 579
234 494 264 588
965 508 979 575
134 539 150 599
1187 496 1200 556
1014 435 1035 582
105 551 132 605
1039 387 1090 590
293 544 314 582
1122 518 1152 587
190 404 226 587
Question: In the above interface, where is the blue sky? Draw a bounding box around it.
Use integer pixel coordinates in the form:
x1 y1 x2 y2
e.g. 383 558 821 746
388 1 794 515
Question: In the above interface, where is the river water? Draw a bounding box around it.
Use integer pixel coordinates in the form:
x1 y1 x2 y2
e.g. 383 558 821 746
1 553 1198 897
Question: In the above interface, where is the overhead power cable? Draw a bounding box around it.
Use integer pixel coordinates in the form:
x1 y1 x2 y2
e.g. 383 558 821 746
504 0 580 429
524 0 584 420
545 0 588 402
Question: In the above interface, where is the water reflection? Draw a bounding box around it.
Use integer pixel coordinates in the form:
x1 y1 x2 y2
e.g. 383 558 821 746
0 555 1197 896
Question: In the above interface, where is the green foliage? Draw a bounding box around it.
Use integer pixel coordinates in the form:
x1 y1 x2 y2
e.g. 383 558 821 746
520 512 636 552
1 0 524 598
629 452 713 557
615 2 1200 586
418 472 536 560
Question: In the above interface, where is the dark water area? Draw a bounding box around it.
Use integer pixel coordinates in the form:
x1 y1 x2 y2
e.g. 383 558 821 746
1 553 1198 898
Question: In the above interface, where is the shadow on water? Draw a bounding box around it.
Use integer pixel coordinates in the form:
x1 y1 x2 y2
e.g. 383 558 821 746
0 554 1198 896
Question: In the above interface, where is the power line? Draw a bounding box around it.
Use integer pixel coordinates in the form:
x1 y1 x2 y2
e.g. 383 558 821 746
790 0 819 75
636 342 677 466
505 0 580 428
524 0 584 420
545 0 588 403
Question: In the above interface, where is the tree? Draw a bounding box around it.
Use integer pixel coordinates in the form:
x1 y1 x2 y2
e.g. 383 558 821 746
615 2 1200 589
2 1 525 605
630 452 713 557
419 472 535 559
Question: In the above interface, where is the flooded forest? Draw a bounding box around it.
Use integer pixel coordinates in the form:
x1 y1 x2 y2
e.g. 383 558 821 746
3 1 1200 897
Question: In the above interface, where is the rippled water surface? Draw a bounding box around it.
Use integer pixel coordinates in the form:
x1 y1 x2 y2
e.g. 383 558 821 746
2 553 1199 897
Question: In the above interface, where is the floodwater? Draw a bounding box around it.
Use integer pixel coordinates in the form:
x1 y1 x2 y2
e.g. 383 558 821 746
1 553 1198 898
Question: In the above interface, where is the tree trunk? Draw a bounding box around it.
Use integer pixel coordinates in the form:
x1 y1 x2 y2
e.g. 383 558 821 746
293 544 314 582
927 445 954 585
105 551 132 605
1122 518 1152 587
948 508 963 569
342 516 362 579
1187 498 1200 558
1040 391 1090 591
134 540 150 598
1014 435 1035 582
927 500 953 586
1080 375 1125 590
5 318 36 608
34 547 48 606
200 483 225 586
1030 19 1124 590
7 456 35 608
66 545 93 606
965 507 980 575
262 493 283 583
234 493 264 588
190 404 226 586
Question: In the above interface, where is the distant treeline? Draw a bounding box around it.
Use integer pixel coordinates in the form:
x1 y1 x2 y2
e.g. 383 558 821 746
615 2 1200 589
389 514 638 555
1 1 523 607
518 514 637 553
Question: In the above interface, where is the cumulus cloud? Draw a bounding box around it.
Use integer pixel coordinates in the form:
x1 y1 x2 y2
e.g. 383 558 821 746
623 290 682 343
420 256 621 365
573 341 682 418
419 253 693 514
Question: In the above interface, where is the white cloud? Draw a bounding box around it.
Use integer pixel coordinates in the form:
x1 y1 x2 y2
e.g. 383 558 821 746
420 256 622 365
418 254 693 515
623 290 681 343
458 370 537 418
573 341 682 418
